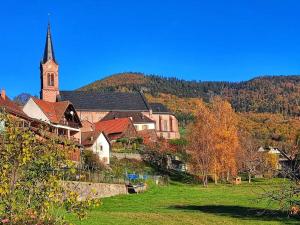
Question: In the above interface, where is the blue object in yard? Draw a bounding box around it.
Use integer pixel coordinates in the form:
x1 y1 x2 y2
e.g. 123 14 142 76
127 174 138 180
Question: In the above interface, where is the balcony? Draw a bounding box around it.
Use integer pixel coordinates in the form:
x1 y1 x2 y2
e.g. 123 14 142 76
60 120 81 129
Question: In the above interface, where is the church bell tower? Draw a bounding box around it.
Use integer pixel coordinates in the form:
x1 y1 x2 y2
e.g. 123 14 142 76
40 23 59 102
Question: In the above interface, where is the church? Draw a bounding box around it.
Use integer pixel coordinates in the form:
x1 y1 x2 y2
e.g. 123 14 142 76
39 23 180 140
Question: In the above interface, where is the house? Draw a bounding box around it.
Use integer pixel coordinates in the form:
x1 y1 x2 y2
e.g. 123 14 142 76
23 97 82 143
257 146 289 171
38 23 180 140
101 111 155 131
0 90 81 162
0 89 33 123
81 131 111 164
94 118 137 141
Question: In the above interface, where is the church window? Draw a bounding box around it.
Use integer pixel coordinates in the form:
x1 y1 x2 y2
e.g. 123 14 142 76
163 120 168 131
47 73 55 86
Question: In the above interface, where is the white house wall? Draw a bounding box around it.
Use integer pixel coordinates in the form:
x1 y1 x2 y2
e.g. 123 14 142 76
91 133 110 164
134 123 155 131
23 98 50 123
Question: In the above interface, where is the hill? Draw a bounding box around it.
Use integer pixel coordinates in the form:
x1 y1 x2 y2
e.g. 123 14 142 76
79 72 300 117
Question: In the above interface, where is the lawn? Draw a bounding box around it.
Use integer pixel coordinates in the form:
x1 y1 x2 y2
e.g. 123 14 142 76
67 179 299 225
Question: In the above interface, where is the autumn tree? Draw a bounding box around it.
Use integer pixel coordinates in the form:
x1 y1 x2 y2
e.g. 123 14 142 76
211 97 240 182
186 100 215 186
237 130 261 183
186 97 240 185
0 113 99 224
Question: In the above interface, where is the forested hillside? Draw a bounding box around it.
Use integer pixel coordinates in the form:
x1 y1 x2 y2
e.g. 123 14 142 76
79 72 300 116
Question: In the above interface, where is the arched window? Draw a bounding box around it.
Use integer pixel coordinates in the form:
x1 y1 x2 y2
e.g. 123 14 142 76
47 73 55 86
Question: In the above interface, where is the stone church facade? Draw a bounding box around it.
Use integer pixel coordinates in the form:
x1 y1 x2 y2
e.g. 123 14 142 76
40 23 180 139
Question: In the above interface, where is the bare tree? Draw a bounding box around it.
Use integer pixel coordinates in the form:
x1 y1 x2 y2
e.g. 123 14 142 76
238 131 261 183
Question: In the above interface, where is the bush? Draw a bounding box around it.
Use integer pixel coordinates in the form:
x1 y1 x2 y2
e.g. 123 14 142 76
83 150 107 171
0 113 99 224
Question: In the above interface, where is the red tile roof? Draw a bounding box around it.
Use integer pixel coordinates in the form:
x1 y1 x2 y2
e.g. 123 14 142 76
32 97 70 123
94 118 133 135
0 95 29 119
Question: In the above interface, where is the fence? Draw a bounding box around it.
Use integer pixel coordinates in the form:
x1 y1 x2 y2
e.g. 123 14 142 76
60 168 169 185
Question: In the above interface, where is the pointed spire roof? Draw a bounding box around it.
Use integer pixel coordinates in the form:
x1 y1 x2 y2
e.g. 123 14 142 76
42 23 56 64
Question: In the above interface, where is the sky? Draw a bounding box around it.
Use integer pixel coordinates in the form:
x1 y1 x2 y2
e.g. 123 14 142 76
1 0 300 97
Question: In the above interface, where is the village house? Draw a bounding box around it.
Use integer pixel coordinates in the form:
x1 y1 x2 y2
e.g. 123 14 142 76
101 111 156 131
23 97 82 143
0 90 30 120
39 23 180 140
81 131 111 164
0 90 81 162
0 89 39 128
94 117 137 141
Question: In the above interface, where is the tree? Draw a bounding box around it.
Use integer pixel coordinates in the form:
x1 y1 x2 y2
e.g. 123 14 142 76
186 97 240 186
186 100 216 187
238 130 261 183
0 112 99 224
211 97 240 182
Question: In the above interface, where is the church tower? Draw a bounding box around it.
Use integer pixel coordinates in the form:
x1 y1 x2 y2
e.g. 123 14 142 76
40 23 59 102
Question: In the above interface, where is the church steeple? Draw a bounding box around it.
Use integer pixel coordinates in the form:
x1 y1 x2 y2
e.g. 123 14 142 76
40 22 59 102
42 23 56 64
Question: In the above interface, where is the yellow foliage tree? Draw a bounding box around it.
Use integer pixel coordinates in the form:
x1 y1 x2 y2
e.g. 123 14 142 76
186 97 240 185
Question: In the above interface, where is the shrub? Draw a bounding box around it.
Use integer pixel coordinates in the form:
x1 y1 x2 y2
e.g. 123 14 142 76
83 150 107 171
0 113 99 224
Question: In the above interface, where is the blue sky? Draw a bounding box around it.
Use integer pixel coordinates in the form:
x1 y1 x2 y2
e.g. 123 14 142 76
1 0 300 97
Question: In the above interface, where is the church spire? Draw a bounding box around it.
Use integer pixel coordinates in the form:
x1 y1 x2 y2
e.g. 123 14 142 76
40 22 59 102
42 23 56 64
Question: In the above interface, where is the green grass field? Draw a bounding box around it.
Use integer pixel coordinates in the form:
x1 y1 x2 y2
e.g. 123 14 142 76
67 179 299 225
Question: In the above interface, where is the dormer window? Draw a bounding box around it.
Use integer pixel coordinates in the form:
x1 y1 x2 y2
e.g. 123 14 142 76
47 73 55 86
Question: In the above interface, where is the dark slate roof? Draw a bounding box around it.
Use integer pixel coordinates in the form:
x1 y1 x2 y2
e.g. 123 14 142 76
101 111 155 124
42 23 56 64
58 91 150 111
149 103 170 114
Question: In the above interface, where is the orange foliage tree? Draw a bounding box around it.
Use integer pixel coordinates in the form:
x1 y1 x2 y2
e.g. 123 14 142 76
186 97 240 185
212 97 240 182
186 99 215 186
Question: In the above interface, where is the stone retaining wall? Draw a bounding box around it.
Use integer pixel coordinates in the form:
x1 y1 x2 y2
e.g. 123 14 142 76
111 152 142 161
62 181 128 200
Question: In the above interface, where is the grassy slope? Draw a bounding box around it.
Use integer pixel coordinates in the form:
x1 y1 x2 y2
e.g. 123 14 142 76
67 179 298 225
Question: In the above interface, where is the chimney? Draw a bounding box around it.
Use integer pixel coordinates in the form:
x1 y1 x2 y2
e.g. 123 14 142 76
1 89 6 100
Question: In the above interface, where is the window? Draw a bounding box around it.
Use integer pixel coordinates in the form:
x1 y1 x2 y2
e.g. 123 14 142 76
134 125 139 130
47 73 55 86
100 145 103 151
163 120 168 131
142 125 148 130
